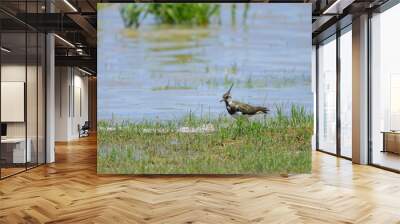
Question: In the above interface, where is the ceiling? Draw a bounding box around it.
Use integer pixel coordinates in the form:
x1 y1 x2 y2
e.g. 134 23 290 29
0 0 393 75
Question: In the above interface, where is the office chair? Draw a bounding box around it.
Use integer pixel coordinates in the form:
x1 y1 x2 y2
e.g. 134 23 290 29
79 121 90 138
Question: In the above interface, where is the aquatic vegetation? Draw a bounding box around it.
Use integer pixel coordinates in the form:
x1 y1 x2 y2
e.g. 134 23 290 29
147 3 221 26
121 3 221 28
223 75 235 87
231 4 237 25
98 104 313 174
120 4 148 28
152 84 194 91
144 28 211 43
244 76 254 88
169 73 311 91
149 44 196 52
265 76 311 88
204 78 219 88
205 65 211 73
173 54 193 63
120 29 139 38
243 3 250 23
227 63 238 75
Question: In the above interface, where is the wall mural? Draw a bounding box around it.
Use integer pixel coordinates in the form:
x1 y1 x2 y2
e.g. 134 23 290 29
97 3 313 174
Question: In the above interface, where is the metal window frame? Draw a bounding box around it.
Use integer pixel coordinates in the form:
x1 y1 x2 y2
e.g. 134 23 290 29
0 0 48 180
367 0 400 173
315 0 400 172
315 22 353 161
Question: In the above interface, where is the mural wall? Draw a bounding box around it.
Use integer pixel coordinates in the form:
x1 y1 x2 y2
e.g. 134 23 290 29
97 3 313 174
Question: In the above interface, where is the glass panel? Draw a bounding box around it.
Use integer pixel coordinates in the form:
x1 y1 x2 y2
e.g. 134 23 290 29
1 30 27 177
0 1 46 178
371 4 400 171
38 33 45 165
340 28 352 158
318 36 337 154
26 0 39 169
27 31 38 169
0 14 1 178
312 45 317 151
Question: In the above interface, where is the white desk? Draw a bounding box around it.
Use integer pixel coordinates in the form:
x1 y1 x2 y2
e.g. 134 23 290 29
1 138 31 163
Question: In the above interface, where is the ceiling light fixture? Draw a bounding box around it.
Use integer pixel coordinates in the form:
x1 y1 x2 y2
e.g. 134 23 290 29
1 47 11 53
78 67 93 76
322 0 353 15
63 0 78 12
54 34 75 48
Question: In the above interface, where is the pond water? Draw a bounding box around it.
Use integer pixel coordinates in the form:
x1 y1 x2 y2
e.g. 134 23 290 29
98 3 312 122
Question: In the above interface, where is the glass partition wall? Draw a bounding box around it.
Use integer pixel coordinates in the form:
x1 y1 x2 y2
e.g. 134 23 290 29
316 26 352 159
370 3 400 171
339 27 352 159
317 35 337 155
0 3 46 179
316 0 400 171
0 30 27 177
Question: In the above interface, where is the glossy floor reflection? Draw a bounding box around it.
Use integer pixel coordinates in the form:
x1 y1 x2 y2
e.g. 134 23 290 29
373 150 400 171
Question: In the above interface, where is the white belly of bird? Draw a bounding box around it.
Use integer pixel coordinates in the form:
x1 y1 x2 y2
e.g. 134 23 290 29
231 111 249 119
231 112 266 121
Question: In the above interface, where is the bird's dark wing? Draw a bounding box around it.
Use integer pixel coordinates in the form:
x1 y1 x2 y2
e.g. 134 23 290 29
232 101 268 115
232 101 254 114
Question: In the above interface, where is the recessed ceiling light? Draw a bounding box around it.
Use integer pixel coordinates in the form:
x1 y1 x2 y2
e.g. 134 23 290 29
1 47 11 53
63 0 78 12
322 0 353 15
78 67 93 76
54 34 75 48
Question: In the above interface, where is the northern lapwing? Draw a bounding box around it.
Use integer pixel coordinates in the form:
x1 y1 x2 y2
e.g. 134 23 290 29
220 84 269 118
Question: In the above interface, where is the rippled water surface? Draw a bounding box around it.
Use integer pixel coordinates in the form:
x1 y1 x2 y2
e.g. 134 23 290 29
98 4 312 121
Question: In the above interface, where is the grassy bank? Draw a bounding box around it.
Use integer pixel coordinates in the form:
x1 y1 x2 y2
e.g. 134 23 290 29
98 105 313 174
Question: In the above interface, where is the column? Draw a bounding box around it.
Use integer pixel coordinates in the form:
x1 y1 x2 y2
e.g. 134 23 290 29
352 14 369 164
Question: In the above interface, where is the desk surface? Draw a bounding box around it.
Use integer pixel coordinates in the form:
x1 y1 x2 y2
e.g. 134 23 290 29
1 138 27 143
381 131 400 134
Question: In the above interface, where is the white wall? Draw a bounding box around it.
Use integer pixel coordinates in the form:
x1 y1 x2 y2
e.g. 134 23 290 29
1 65 41 137
1 65 26 139
55 67 89 141
55 67 69 141
1 63 46 164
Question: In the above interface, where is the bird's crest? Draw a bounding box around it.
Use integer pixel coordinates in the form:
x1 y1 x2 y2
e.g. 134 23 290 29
226 83 233 95
221 83 234 102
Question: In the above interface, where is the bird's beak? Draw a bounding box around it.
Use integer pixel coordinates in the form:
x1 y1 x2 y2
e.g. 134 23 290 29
219 99 224 102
